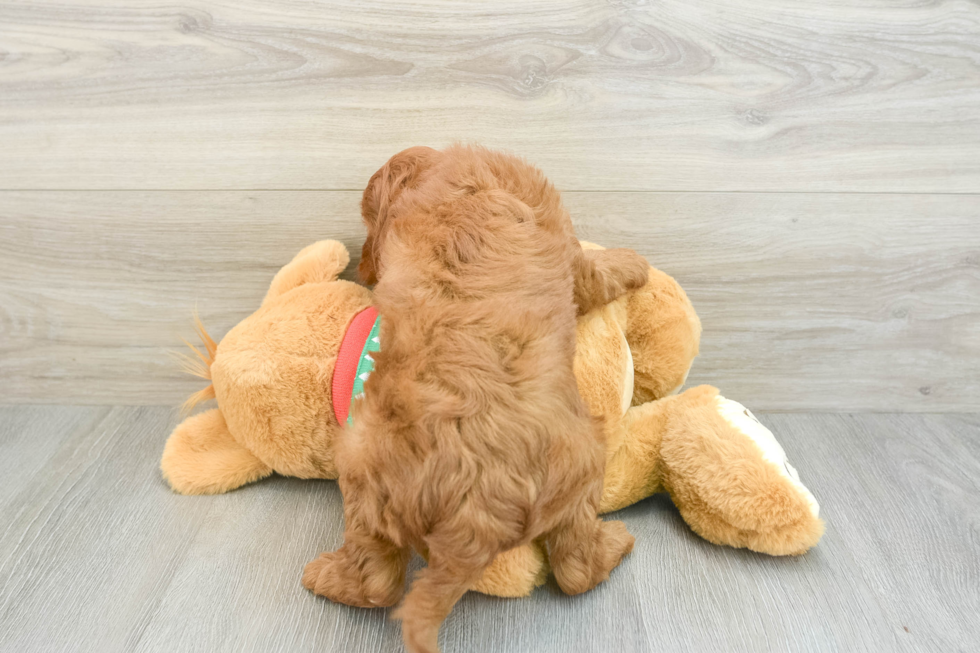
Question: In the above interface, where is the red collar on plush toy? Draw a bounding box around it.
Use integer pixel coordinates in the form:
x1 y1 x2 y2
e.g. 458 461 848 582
331 306 381 426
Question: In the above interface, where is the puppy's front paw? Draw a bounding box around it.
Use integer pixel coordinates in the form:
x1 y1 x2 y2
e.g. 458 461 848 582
609 249 650 291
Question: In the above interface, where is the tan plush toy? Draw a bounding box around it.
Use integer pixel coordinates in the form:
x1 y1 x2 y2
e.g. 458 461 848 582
161 240 823 597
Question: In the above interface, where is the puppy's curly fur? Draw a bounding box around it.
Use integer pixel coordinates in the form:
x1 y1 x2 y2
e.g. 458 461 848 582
303 145 647 653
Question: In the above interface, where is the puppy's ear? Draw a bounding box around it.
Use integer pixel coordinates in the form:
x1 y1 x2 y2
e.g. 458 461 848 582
359 146 440 284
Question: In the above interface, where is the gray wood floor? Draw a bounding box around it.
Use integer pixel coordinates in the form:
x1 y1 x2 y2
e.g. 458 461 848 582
0 406 977 652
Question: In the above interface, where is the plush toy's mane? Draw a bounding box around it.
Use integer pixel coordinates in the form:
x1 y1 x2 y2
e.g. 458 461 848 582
174 314 218 413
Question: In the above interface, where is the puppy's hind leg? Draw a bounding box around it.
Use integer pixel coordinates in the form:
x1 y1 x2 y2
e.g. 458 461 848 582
572 247 650 314
302 501 410 608
546 493 635 596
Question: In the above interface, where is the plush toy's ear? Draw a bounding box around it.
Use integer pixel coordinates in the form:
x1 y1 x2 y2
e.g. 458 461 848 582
359 146 441 284
263 240 350 305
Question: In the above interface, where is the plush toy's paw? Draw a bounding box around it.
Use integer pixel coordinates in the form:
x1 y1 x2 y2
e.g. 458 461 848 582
302 548 403 608
715 397 820 519
660 386 824 556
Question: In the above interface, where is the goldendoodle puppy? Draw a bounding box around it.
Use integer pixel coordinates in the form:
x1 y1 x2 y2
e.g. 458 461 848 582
303 145 648 653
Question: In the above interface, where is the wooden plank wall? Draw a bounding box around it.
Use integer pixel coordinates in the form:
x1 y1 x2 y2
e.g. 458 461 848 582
1 0 978 410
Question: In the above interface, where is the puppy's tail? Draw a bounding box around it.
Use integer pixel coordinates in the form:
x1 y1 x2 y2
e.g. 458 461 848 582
394 555 489 653
172 313 218 414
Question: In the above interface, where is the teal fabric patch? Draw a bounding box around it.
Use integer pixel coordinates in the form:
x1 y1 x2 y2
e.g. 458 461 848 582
348 315 382 426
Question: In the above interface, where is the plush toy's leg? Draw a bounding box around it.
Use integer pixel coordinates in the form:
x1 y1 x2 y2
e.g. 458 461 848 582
262 240 351 305
657 386 824 555
599 402 669 514
469 541 549 598
625 267 702 403
161 408 273 495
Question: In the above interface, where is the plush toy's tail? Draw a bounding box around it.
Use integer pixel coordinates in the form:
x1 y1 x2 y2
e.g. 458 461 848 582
174 314 218 413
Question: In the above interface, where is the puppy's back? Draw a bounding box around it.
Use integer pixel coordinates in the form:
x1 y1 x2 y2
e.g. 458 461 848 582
335 145 632 653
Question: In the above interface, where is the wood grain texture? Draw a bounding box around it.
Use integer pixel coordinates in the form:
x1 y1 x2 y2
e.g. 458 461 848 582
0 407 978 651
571 192 980 412
0 406 214 651
1 0 978 191
0 191 366 405
764 412 980 652
2 190 978 411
